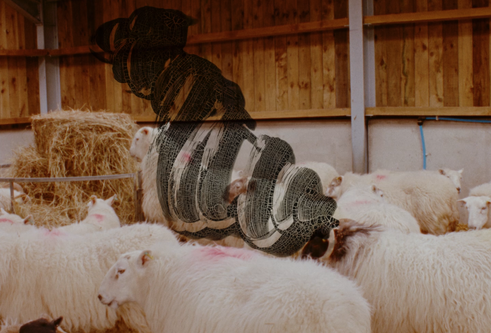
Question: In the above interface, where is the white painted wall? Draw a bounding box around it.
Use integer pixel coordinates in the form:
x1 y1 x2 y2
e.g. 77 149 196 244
0 129 34 165
2 117 491 223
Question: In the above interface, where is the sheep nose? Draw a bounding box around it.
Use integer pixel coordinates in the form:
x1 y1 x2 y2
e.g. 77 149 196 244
98 294 103 301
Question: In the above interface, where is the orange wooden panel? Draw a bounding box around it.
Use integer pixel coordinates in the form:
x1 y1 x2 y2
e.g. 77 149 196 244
334 0 349 108
459 0 474 106
298 0 311 110
473 0 490 106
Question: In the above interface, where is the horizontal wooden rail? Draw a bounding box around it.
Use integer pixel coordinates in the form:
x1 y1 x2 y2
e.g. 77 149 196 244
4 108 491 125
0 117 32 125
186 18 349 44
364 7 491 26
133 109 351 122
367 107 491 116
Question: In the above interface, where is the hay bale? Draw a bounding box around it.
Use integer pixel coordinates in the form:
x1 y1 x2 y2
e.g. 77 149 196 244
7 110 139 228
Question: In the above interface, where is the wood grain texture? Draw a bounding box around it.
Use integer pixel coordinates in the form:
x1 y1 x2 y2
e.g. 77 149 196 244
459 0 474 106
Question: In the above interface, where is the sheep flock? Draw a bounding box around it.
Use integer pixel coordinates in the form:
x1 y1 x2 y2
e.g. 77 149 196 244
3 123 491 333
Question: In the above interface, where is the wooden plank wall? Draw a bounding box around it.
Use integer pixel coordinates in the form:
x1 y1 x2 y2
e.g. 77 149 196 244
3 0 491 120
54 0 350 117
0 1 39 119
374 0 491 107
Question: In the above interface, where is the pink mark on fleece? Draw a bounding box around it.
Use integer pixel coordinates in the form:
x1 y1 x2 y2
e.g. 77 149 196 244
197 246 254 261
0 218 13 224
375 174 387 181
43 229 64 237
90 214 105 223
179 152 192 163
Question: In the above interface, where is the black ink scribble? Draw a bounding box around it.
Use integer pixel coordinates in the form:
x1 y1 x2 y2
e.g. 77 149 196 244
93 6 338 256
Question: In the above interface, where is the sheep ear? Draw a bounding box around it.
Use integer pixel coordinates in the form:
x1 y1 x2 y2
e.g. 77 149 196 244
142 128 149 135
0 208 7 215
23 215 34 225
459 168 464 175
105 195 117 206
324 228 337 259
457 199 467 206
12 183 24 193
371 184 383 196
52 317 63 327
138 250 154 267
333 176 343 186
90 195 97 205
438 168 445 175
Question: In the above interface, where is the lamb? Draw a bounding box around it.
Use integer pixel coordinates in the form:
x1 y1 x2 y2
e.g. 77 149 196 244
326 170 459 234
336 185 420 233
307 219 491 333
56 195 120 234
0 223 179 333
458 181 491 229
98 242 371 333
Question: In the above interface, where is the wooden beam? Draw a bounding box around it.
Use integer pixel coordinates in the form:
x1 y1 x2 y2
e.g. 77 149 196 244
49 45 101 56
132 109 351 123
365 7 491 26
367 107 491 116
187 18 350 44
0 49 48 57
3 0 42 24
0 117 31 125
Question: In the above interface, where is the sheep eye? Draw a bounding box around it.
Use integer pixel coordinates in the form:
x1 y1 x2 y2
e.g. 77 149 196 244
118 269 126 274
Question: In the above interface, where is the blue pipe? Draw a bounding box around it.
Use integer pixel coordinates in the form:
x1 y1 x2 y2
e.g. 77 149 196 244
419 116 491 170
425 116 491 124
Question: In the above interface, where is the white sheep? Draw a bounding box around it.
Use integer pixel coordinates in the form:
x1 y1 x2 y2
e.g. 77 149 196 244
311 219 491 333
0 208 34 234
132 126 244 248
336 185 420 233
458 182 491 229
129 126 159 162
0 223 179 333
458 196 491 229
297 161 339 194
326 170 459 234
98 242 371 333
56 195 120 234
438 168 464 193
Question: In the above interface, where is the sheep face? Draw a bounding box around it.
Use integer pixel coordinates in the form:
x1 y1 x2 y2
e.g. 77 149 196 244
325 176 343 199
130 127 154 162
439 168 464 193
459 196 491 229
98 250 153 309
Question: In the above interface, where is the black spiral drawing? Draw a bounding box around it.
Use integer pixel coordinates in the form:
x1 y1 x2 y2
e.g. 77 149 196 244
93 6 338 257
